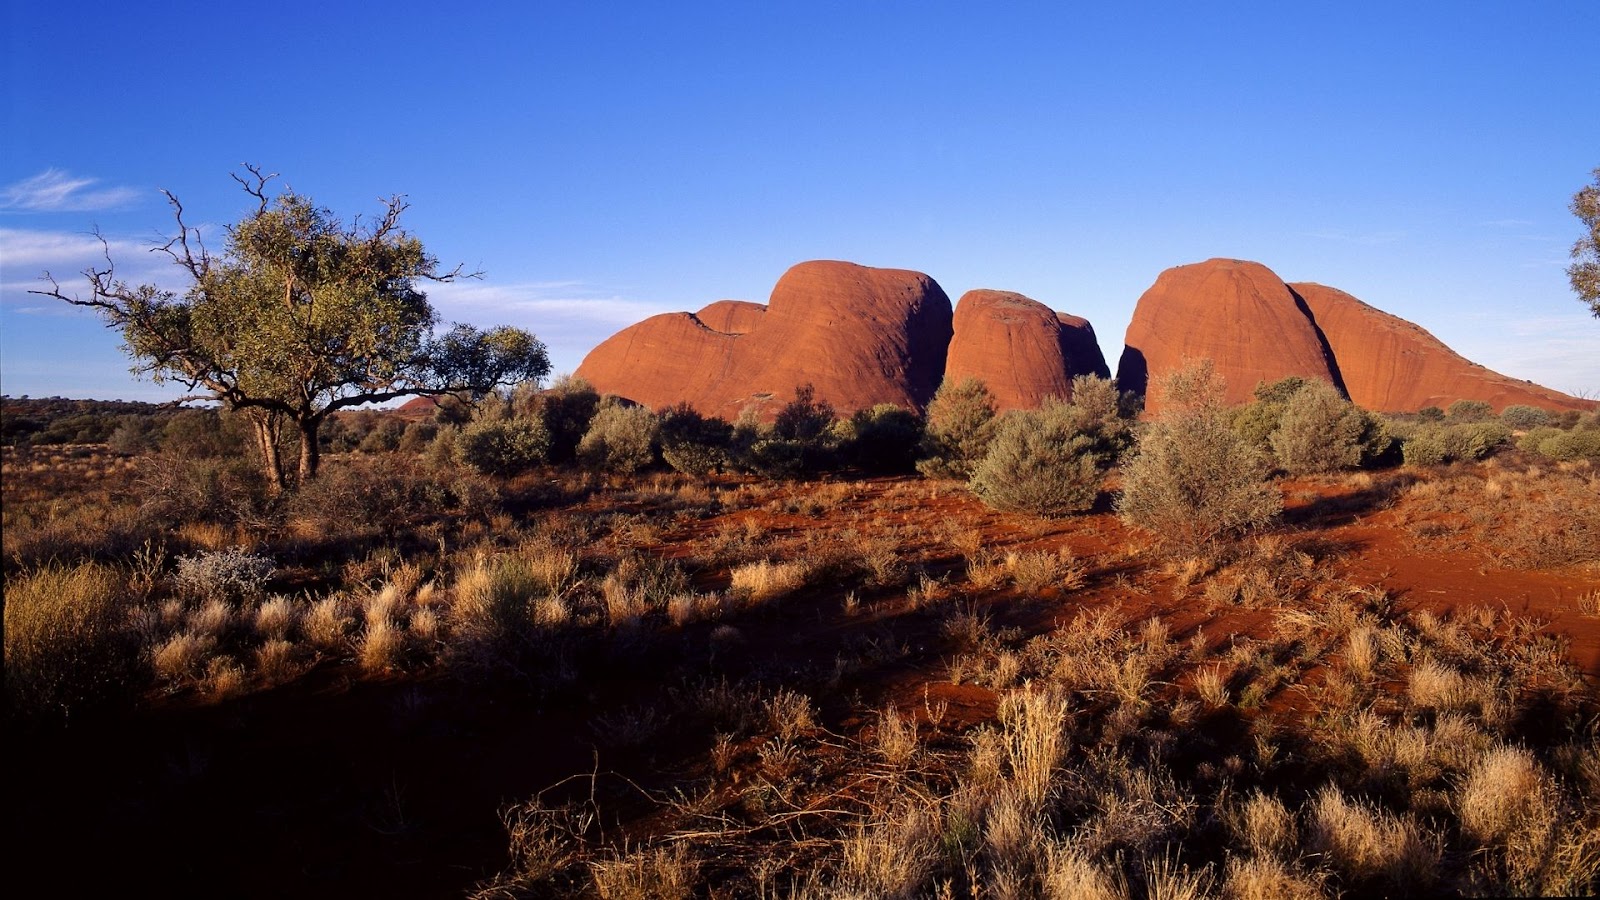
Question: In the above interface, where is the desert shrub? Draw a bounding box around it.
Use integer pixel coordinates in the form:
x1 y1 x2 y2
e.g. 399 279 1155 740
1446 399 1494 423
839 404 922 474
108 414 164 455
1520 424 1600 460
657 403 733 476
1269 379 1368 474
135 453 275 527
731 385 837 478
286 455 496 537
969 377 1130 515
1117 361 1281 551
396 420 438 453
449 555 542 673
160 408 248 458
772 383 835 443
459 417 550 477
917 377 997 479
577 399 658 474
1500 405 1551 430
1418 405 1445 422
357 417 406 453
173 547 275 601
1400 421 1509 466
532 374 601 463
4 561 139 723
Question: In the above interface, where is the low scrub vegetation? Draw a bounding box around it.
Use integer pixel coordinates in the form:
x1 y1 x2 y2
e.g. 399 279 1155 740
4 377 1597 897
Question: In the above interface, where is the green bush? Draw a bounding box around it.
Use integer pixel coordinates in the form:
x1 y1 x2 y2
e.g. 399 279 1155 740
657 403 733 476
732 385 838 478
1269 380 1368 474
1500 405 1551 430
577 399 658 474
531 375 601 464
1401 421 1509 466
1117 362 1280 551
1520 425 1600 460
459 417 550 477
916 377 997 480
969 376 1130 516
840 404 923 474
1446 399 1494 423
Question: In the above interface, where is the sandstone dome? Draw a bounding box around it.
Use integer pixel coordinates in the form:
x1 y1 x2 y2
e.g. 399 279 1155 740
574 260 953 418
944 289 1110 411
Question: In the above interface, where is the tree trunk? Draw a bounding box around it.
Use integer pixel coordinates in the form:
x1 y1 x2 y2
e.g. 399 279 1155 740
298 416 322 481
250 411 286 494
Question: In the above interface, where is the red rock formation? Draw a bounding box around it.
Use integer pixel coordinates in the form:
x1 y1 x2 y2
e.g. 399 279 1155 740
575 260 953 419
1291 282 1594 413
1117 259 1342 415
695 300 765 335
944 290 1111 410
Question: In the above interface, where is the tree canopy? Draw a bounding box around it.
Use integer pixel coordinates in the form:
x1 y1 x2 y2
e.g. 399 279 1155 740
35 166 550 487
1571 166 1600 318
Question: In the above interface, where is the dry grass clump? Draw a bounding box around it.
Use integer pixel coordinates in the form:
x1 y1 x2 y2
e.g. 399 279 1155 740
587 843 698 900
875 704 919 767
1306 785 1439 890
304 594 353 650
1221 856 1325 900
4 561 137 721
764 688 816 741
152 631 216 684
835 797 942 897
1005 547 1088 594
729 559 809 604
1230 790 1297 860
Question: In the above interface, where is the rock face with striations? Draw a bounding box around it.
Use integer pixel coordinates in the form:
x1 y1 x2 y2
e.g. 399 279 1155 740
575 260 953 419
1290 282 1593 413
1117 259 1342 415
944 290 1111 410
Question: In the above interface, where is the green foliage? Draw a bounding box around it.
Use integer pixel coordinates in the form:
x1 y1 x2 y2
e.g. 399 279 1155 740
1499 405 1551 430
773 383 835 443
397 420 438 453
530 375 601 464
459 417 550 477
917 377 997 480
1117 361 1281 551
732 385 837 479
577 399 658 475
1270 380 1369 474
1418 406 1445 422
1446 399 1494 423
357 417 407 453
1569 166 1600 316
1253 375 1309 405
1519 424 1600 460
657 403 733 476
968 376 1131 516
1399 421 1510 466
35 166 549 485
840 404 923 474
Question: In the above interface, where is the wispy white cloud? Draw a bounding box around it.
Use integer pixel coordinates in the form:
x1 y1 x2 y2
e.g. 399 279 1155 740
425 279 678 327
0 226 172 310
0 169 143 213
1301 228 1408 245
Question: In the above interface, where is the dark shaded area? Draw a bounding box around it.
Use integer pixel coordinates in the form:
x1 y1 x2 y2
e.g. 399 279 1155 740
1115 344 1149 402
1288 286 1350 399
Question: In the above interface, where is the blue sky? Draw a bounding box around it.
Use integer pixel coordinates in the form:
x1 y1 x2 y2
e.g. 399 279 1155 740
4 1 1597 402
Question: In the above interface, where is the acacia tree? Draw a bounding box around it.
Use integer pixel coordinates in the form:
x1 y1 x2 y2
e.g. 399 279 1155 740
1571 166 1600 317
35 166 550 489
